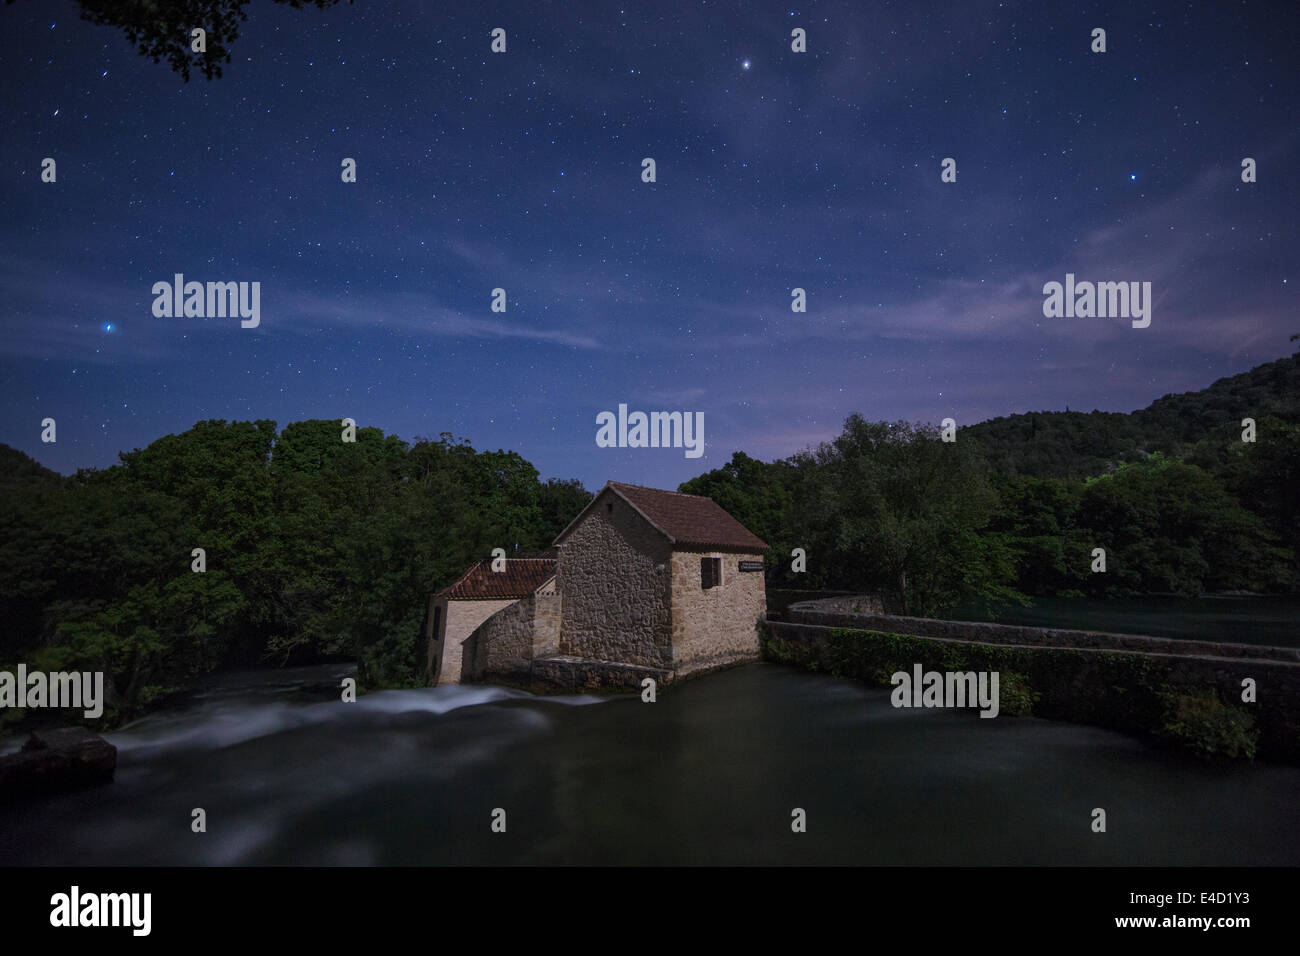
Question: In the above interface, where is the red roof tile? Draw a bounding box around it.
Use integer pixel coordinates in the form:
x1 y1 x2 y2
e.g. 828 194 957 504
554 481 769 552
435 557 556 600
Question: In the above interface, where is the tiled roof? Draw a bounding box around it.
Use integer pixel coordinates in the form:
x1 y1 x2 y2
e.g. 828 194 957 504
435 557 556 600
554 481 769 552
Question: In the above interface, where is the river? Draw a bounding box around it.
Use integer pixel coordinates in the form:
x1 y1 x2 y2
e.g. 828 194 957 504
950 594 1300 647
3 661 1297 865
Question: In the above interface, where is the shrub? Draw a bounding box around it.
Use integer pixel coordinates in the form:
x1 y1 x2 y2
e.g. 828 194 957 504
1157 689 1258 760
997 671 1040 717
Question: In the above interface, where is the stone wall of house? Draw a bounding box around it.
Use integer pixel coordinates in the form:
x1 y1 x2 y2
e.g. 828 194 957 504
432 598 516 685
534 592 561 657
462 591 563 684
531 656 673 692
669 550 767 677
462 596 536 683
557 489 673 668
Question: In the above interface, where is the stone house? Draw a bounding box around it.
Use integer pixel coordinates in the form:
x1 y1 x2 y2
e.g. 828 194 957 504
423 555 557 686
551 481 769 681
431 481 770 690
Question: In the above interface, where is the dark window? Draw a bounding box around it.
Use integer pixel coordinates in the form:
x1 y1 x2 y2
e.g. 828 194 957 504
700 556 722 589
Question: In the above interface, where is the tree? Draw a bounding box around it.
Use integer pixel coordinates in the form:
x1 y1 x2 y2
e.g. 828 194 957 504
1076 455 1285 596
795 417 1018 615
4 0 354 82
538 478 593 543
987 474 1087 595
0 418 583 719
679 451 799 584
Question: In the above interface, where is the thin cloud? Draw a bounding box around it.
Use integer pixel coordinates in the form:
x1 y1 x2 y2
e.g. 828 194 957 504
276 290 603 349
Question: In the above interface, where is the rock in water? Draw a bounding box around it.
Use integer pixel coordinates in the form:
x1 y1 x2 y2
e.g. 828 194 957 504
0 727 116 799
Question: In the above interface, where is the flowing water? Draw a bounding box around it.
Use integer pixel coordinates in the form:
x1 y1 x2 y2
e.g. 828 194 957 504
3 661 1298 865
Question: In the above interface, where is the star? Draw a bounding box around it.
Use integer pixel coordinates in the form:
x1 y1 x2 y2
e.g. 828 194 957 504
741 60 751 70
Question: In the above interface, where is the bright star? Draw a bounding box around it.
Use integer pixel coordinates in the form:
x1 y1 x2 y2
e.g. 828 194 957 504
1130 173 1137 181
742 60 751 70
103 323 114 333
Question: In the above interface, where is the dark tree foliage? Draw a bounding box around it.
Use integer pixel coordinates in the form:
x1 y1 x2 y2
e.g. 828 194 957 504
684 425 1021 615
679 353 1298 610
0 444 60 484
3 353 1294 725
0 421 588 724
2 0 353 82
679 451 798 578
1074 455 1285 596
963 353 1300 480
538 478 594 540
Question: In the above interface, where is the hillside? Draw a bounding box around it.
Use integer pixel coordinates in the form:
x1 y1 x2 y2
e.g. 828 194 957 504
964 352 1300 479
0 444 61 484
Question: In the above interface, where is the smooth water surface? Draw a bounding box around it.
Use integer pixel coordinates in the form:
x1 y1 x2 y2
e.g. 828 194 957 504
3 661 1297 865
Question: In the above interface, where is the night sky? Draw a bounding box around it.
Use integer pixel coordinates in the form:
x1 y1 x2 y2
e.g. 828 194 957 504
1 0 1296 493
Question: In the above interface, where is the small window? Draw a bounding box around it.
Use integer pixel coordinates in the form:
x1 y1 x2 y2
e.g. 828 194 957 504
700 556 722 589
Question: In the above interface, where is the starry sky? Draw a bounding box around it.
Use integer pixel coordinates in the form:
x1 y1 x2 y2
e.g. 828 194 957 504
1 0 1296 493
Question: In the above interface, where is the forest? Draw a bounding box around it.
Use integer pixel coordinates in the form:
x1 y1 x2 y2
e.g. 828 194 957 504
0 421 590 724
1 352 1295 727
684 353 1299 611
